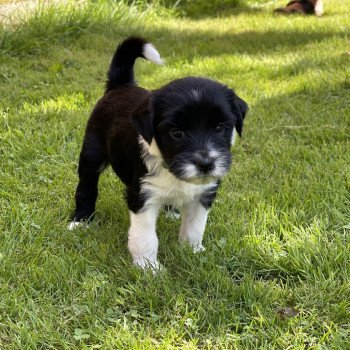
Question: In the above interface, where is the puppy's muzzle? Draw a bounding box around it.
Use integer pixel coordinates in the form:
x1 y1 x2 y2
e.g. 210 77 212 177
195 154 215 174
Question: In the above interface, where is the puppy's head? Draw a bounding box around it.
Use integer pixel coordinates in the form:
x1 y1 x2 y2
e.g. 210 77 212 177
132 77 248 184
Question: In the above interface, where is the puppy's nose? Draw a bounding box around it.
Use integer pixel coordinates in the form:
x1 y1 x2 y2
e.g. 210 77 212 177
196 157 214 173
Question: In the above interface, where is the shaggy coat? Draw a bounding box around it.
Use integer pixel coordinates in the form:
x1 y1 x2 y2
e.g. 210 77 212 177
69 37 248 269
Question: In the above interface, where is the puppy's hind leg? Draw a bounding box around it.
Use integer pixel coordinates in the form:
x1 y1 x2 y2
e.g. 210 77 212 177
179 201 208 253
68 133 107 230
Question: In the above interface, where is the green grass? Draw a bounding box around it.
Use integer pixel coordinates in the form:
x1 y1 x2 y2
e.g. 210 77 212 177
1 0 350 348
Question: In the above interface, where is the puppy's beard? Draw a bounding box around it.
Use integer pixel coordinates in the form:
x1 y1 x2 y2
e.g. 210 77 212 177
139 137 230 185
183 176 218 185
173 163 225 185
169 148 231 184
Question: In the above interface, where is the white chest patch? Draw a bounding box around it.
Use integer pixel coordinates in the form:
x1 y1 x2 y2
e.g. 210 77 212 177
142 166 213 208
139 137 216 208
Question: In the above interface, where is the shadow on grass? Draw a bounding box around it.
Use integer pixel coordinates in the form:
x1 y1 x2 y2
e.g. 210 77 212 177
121 26 344 58
1 6 345 58
165 2 264 19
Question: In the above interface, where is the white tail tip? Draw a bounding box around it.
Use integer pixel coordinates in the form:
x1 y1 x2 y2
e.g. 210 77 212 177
143 43 164 65
314 0 323 16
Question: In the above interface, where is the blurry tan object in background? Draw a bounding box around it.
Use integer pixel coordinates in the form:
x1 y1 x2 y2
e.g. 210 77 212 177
274 0 323 16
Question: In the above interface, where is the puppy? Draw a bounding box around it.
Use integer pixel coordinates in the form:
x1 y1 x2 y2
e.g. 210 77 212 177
69 37 248 270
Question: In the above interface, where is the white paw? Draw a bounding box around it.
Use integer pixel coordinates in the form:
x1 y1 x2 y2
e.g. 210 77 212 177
133 258 163 274
192 244 206 253
67 221 88 230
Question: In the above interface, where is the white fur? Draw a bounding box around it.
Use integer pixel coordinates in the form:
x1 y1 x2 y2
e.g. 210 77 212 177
179 201 208 252
213 158 229 177
142 43 164 65
182 163 199 179
142 163 214 208
128 207 160 270
208 147 220 159
203 143 230 179
148 138 162 157
67 221 86 230
141 137 228 185
231 129 236 145
139 137 216 209
135 137 217 259
314 0 323 16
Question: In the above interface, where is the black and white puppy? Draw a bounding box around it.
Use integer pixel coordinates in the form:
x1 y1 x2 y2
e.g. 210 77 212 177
68 37 248 270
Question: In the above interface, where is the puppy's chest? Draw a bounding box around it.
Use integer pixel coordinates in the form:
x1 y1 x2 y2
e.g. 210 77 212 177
141 168 212 207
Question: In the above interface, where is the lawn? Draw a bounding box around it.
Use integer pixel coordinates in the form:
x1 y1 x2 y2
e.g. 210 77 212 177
0 0 350 348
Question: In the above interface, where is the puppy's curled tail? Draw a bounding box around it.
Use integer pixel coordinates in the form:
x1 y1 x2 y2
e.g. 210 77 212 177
106 36 163 92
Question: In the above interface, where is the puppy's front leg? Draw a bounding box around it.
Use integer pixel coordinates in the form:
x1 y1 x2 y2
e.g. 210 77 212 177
179 201 208 252
128 206 161 270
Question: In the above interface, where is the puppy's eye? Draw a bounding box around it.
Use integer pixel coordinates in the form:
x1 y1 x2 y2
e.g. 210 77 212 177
215 124 225 134
170 129 185 140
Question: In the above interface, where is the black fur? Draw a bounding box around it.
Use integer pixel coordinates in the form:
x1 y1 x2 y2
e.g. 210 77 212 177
71 37 248 223
200 181 220 209
106 36 148 92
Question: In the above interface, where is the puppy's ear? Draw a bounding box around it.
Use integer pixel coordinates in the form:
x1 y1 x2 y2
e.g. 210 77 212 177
130 97 153 144
227 90 248 136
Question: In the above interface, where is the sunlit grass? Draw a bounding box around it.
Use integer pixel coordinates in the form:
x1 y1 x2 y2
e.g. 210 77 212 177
0 0 350 348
